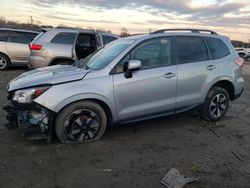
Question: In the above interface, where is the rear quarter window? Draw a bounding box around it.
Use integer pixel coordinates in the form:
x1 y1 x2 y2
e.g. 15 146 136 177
9 31 38 44
50 32 76 45
32 32 45 43
0 30 10 42
204 37 230 59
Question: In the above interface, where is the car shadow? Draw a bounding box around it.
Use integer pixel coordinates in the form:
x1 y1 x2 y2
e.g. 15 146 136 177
105 110 200 138
8 65 28 70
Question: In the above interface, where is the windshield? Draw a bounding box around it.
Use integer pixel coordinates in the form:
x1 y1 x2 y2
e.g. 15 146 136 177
77 39 134 70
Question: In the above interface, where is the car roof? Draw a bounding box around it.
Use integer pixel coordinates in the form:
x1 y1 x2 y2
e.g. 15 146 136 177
0 28 39 34
45 28 117 37
123 31 228 42
47 28 94 33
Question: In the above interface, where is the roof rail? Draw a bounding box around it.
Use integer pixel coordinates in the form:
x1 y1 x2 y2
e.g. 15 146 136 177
152 29 218 35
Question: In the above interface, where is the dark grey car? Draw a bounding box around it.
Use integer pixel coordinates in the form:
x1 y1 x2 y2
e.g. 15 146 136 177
0 28 39 70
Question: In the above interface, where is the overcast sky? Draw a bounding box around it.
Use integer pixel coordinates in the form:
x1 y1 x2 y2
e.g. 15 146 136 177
1 0 250 41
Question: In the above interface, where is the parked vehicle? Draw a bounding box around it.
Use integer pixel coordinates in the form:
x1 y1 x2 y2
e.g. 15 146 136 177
244 52 250 61
28 28 119 69
4 29 244 143
235 47 249 58
0 28 39 70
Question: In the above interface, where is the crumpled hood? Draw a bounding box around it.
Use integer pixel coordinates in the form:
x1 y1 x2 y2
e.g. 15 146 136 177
8 65 90 91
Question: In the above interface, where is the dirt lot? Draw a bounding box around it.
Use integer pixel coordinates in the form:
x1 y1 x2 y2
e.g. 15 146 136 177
0 64 250 188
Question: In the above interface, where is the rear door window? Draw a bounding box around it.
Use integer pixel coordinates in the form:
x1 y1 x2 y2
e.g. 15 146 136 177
50 32 76 45
175 36 208 64
9 31 37 44
0 30 10 42
204 37 230 59
102 35 117 45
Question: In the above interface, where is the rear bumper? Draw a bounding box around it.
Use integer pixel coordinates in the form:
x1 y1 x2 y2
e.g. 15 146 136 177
28 56 50 69
3 101 54 142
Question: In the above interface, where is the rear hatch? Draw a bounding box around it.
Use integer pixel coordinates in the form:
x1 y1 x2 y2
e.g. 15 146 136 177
29 30 47 53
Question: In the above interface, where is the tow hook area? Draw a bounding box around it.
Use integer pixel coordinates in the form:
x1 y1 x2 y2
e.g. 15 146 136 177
3 102 54 142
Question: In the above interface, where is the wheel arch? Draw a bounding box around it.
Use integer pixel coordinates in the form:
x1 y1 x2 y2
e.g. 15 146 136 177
0 52 11 64
208 80 235 100
55 96 116 127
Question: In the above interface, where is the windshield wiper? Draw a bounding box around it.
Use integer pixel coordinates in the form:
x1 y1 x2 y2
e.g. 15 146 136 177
85 64 90 70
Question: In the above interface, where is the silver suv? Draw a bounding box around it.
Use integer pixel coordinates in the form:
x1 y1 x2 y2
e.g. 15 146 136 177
28 28 119 68
4 29 244 143
0 28 39 70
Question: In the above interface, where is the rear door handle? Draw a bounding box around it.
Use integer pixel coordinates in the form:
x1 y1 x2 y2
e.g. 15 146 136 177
162 72 176 79
207 65 216 71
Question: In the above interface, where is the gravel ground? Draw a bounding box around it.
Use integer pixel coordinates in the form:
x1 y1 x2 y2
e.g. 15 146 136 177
0 63 250 188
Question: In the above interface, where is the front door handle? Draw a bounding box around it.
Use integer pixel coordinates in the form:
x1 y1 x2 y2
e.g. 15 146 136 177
162 72 176 79
207 65 216 71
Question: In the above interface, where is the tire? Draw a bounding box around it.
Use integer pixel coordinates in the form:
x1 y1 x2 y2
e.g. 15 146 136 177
200 87 230 122
238 53 245 58
55 101 107 143
0 53 10 71
246 56 250 62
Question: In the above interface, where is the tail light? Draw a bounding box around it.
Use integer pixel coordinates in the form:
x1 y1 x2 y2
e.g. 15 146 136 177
29 43 42 51
235 57 244 68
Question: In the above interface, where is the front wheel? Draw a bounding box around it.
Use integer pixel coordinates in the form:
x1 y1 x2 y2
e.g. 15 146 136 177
200 87 230 122
55 101 107 143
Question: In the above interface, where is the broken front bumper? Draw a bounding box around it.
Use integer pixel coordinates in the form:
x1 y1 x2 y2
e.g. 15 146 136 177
3 101 54 142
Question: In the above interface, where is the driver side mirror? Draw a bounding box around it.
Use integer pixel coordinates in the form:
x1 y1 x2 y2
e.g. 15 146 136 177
124 60 141 79
128 60 141 71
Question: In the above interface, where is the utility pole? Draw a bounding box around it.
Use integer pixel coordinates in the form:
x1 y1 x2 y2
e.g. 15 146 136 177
30 16 33 30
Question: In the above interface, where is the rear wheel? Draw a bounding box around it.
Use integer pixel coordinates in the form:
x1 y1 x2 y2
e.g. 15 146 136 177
200 87 230 122
0 54 10 71
238 53 245 58
246 56 250 62
55 101 107 143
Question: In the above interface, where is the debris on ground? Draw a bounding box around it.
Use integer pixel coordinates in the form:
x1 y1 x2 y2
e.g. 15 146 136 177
232 150 244 161
97 169 112 172
0 166 6 172
160 168 198 188
204 123 220 137
37 161 43 165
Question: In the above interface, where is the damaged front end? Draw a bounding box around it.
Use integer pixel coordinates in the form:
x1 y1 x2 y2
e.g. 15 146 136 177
3 89 55 142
